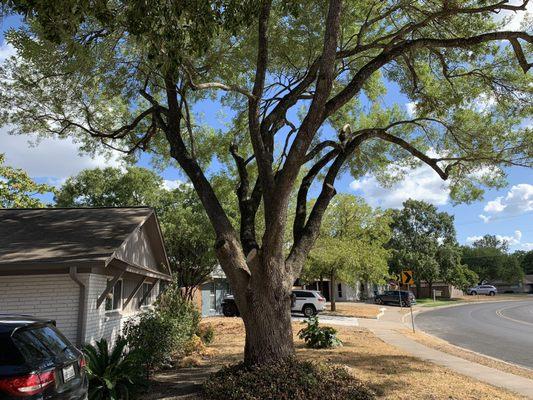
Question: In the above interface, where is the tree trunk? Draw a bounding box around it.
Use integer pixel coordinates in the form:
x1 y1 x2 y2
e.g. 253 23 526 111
241 285 295 365
428 281 433 298
330 271 336 312
217 241 295 365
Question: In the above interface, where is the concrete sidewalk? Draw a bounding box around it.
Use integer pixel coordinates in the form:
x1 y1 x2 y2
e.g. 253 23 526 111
356 308 533 399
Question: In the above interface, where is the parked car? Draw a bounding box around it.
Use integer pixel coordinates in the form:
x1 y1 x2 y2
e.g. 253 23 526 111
467 285 497 296
374 290 416 307
221 290 327 318
0 314 88 400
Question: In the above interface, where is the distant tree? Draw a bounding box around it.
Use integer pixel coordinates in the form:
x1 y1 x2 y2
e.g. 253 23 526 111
437 245 478 290
303 195 391 311
55 167 222 298
471 234 509 252
521 250 533 275
462 235 524 284
55 167 164 207
0 154 51 208
388 199 462 295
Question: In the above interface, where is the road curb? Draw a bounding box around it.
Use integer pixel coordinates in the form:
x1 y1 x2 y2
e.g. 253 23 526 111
414 326 533 374
415 297 533 314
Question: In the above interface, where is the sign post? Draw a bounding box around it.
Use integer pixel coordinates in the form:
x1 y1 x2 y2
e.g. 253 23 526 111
401 271 416 333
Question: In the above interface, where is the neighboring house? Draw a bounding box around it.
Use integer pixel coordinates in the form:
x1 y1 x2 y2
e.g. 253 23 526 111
406 282 464 299
197 266 231 317
490 275 533 294
0 207 172 346
525 275 533 294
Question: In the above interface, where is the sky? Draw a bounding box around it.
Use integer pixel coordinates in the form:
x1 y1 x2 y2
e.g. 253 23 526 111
0 7 532 252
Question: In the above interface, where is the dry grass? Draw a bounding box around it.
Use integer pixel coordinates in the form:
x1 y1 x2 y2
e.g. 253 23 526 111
321 302 383 318
401 328 533 381
165 317 526 400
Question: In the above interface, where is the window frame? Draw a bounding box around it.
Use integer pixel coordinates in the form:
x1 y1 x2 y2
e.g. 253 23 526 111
105 278 123 312
141 282 152 307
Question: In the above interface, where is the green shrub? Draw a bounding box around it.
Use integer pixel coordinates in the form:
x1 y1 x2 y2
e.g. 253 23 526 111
298 316 342 349
155 280 201 340
123 311 177 376
84 338 143 400
123 282 202 376
202 358 374 400
197 323 215 345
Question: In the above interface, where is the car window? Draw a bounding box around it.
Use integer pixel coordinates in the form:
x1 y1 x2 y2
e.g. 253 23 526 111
0 333 25 365
293 291 314 298
12 324 73 363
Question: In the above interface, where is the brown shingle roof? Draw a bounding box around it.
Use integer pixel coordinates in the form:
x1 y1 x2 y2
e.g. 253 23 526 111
0 207 154 264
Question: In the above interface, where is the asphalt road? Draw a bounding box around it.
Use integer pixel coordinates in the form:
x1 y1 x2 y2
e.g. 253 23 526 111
415 300 533 369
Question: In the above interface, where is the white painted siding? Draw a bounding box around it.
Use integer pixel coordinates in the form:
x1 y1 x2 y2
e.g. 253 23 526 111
0 274 83 343
83 273 159 345
114 226 158 271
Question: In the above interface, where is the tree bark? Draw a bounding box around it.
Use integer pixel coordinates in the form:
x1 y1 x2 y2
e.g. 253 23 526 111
330 271 336 312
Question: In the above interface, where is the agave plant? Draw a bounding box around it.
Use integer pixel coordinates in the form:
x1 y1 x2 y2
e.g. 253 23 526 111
84 337 143 400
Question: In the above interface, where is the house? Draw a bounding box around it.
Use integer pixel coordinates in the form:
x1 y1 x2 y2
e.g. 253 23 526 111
525 275 533 293
0 207 172 346
197 266 231 317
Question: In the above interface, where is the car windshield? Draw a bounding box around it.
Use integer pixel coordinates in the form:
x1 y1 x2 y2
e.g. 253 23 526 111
12 324 74 363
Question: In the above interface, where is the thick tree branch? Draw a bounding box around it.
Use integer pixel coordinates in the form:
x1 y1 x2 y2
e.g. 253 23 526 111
326 31 532 118
248 0 275 196
230 144 260 254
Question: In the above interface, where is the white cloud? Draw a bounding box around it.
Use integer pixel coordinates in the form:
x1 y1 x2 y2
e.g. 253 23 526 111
481 184 533 221
349 162 450 209
0 43 16 63
479 214 490 223
162 179 183 191
466 230 524 247
522 243 533 251
0 128 124 180
405 102 417 117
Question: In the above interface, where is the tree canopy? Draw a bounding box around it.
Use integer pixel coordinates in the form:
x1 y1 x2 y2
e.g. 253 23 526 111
388 199 476 291
0 0 531 365
462 234 524 283
0 154 51 207
55 166 164 207
54 166 224 298
304 194 391 308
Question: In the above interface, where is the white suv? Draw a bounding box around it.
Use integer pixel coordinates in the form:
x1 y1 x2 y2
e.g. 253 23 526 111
291 290 326 317
467 285 497 296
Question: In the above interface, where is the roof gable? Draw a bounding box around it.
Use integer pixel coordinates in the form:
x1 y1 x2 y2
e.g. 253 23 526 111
0 207 155 265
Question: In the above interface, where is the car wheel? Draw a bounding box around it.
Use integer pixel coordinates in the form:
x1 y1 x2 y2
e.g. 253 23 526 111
489 291 496 296
375 298 383 305
471 291 477 295
302 304 316 317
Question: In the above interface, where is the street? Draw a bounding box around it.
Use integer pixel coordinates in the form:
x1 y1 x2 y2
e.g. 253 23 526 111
415 300 533 369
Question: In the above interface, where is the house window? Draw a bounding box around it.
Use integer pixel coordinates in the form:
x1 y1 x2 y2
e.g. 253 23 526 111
105 279 123 311
142 282 152 306
337 283 343 298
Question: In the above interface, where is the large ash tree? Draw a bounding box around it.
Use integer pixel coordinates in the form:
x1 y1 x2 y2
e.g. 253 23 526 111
0 1 532 365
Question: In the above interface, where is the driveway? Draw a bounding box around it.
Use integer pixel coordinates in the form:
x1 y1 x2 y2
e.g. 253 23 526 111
415 299 533 369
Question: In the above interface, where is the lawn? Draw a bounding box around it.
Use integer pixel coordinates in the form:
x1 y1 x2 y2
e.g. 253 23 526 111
416 293 531 308
321 302 383 318
148 318 525 400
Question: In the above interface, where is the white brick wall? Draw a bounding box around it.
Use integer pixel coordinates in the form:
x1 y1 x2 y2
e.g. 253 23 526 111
0 274 83 343
0 272 160 346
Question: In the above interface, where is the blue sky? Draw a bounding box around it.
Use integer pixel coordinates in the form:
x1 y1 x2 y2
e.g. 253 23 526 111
1 13 532 251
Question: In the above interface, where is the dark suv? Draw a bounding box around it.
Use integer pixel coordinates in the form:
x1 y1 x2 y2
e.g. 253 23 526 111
374 290 416 307
0 315 88 399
